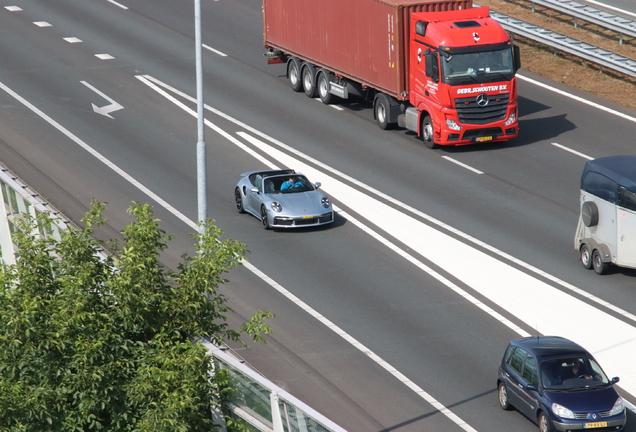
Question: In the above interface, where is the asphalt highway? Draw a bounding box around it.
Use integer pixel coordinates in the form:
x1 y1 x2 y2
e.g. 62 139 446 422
0 1 635 431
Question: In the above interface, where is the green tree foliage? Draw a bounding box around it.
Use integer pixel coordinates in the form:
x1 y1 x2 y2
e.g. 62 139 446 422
0 201 272 431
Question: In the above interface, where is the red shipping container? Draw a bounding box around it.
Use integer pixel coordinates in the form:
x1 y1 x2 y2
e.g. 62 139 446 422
263 0 473 98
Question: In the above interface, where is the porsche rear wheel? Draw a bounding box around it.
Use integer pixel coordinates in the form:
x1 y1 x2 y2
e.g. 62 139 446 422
261 205 271 230
235 188 245 213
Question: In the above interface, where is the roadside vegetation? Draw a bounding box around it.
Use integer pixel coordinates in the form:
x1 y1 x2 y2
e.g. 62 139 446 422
0 201 272 431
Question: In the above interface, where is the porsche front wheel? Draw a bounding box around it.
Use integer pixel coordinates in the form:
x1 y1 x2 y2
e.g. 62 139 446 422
261 206 271 230
235 188 245 213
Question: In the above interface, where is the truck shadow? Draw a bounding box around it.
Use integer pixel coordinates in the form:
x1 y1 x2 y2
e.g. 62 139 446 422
437 115 575 153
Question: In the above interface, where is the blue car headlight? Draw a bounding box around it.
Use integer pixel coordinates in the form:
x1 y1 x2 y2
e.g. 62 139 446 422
321 196 330 208
552 403 575 419
271 201 282 212
609 397 625 416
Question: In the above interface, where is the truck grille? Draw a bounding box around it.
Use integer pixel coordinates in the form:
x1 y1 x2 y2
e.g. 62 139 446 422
454 94 509 125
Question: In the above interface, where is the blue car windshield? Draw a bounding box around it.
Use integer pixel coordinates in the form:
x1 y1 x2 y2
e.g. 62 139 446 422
264 175 314 194
541 357 610 390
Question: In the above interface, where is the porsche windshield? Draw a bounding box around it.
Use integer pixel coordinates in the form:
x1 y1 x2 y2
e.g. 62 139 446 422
442 48 514 84
264 175 314 194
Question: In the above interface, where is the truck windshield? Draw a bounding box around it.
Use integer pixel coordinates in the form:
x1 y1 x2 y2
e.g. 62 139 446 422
441 48 514 84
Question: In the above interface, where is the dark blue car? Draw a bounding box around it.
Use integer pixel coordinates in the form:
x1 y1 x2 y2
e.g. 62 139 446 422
497 336 626 432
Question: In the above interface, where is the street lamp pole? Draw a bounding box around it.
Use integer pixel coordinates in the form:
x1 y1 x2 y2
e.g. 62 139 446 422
195 0 207 234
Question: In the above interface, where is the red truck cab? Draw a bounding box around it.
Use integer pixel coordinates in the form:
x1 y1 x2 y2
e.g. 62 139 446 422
407 7 520 148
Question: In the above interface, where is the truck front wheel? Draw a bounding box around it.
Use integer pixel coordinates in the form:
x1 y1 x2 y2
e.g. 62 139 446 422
288 58 302 92
302 64 316 98
421 115 438 149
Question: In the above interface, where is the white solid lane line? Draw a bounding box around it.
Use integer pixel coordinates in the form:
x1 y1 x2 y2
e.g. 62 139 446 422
132 75 479 431
140 74 636 407
236 131 636 407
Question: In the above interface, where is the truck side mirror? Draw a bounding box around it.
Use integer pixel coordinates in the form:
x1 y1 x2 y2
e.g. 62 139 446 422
416 21 428 36
425 54 439 82
513 45 521 71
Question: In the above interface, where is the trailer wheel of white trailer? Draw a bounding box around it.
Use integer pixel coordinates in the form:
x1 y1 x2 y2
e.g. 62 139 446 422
421 115 438 149
302 63 317 98
288 58 303 92
580 244 592 269
317 70 334 104
592 249 608 275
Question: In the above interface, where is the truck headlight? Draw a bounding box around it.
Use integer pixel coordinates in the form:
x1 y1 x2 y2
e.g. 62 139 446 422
445 119 462 130
552 403 575 419
504 113 516 126
271 201 282 212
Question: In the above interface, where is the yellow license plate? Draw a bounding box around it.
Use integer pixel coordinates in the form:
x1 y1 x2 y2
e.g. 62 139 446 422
302 215 314 219
584 422 607 429
476 136 493 142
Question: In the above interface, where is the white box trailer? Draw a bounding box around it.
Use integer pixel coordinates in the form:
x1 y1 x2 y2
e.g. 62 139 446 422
574 155 636 275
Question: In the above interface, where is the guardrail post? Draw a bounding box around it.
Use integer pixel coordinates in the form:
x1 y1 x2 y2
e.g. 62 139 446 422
0 180 15 265
270 393 285 432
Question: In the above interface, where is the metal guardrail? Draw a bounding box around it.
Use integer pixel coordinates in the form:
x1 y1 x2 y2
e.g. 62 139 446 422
207 343 347 432
480 7 636 79
529 0 636 45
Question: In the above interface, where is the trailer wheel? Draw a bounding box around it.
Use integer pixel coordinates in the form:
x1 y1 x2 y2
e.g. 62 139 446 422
421 115 438 149
375 96 390 130
317 70 334 104
580 244 592 269
592 249 608 275
288 58 302 92
302 64 316 98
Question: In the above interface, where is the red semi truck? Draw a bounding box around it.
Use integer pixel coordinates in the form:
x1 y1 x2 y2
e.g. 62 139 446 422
263 0 520 148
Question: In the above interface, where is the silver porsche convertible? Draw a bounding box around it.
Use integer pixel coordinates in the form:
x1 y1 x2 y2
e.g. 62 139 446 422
234 169 334 229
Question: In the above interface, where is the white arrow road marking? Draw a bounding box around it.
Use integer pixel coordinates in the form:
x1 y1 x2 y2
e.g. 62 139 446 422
80 81 123 119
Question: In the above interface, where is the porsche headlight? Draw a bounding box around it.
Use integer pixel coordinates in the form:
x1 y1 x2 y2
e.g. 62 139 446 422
321 196 331 208
552 403 575 419
609 397 625 416
271 201 282 212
